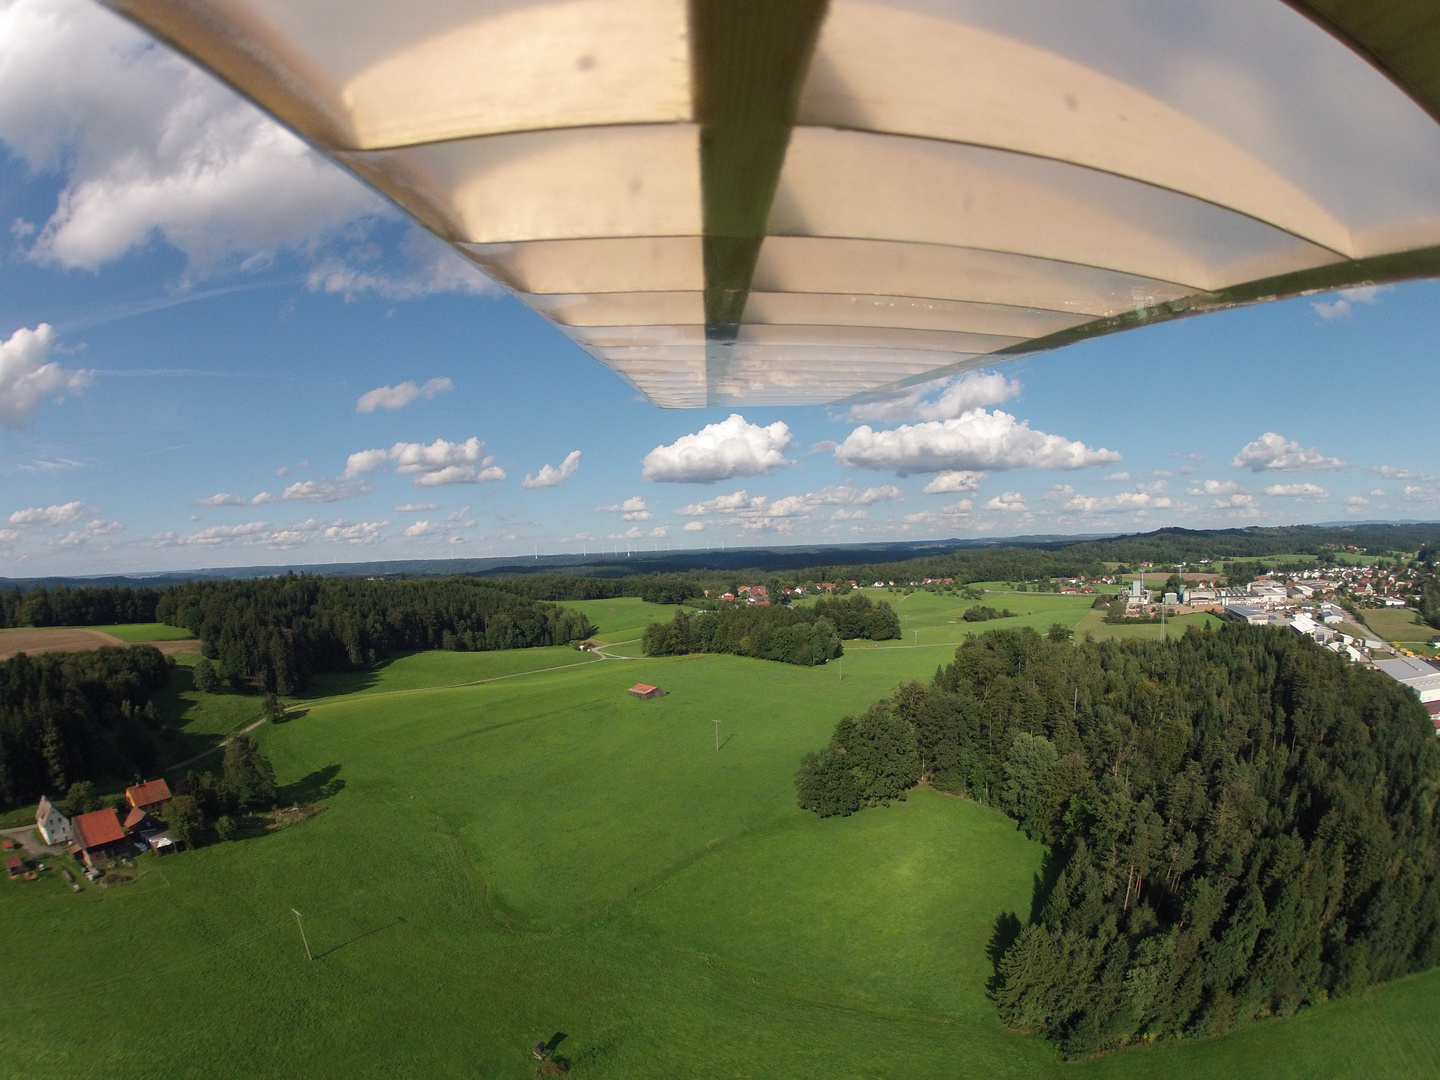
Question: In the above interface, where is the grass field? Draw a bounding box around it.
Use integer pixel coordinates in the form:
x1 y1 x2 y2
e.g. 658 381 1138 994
85 622 195 642
1362 607 1437 643
3 601 1438 1079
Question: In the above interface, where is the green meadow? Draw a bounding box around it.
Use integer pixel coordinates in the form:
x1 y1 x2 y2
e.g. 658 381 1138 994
85 622 196 642
1362 607 1437 643
2 599 1438 1079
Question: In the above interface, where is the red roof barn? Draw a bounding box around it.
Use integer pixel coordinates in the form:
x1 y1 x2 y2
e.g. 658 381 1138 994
72 808 128 867
627 683 666 699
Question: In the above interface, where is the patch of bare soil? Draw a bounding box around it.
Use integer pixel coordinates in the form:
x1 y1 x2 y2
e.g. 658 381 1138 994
151 639 201 655
0 627 126 658
265 804 326 831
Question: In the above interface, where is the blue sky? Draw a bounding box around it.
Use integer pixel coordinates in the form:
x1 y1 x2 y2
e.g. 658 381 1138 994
1 0 1438 576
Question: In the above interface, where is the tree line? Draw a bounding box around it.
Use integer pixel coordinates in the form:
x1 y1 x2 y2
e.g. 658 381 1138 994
0 585 161 628
0 646 171 808
155 575 595 694
641 594 897 666
796 624 1440 1057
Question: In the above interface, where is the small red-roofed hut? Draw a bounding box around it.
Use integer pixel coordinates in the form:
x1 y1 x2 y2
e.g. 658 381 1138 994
627 683 666 700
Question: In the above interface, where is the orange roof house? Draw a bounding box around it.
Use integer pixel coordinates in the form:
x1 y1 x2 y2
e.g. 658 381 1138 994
627 683 666 700
126 778 172 810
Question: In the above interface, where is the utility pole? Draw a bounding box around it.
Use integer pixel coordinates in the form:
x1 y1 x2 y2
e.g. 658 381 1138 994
713 717 722 751
292 908 312 961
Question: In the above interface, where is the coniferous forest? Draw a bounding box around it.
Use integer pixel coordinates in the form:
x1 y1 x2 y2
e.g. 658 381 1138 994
796 624 1440 1057
155 576 595 694
0 646 171 807
642 593 899 666
0 585 161 628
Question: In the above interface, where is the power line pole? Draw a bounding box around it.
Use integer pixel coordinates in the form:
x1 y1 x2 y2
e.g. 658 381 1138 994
292 908 312 961
713 717 722 751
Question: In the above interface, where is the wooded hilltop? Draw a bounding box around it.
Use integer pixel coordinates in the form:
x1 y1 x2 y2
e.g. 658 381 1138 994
796 624 1440 1057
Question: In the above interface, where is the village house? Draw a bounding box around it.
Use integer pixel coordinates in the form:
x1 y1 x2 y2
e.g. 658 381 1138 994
627 683 666 700
71 807 129 868
35 795 72 845
125 778 172 812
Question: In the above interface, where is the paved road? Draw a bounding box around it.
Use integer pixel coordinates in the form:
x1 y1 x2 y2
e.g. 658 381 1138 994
0 824 64 859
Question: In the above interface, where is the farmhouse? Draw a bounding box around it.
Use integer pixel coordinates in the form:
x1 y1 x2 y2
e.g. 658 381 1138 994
36 795 72 845
126 778 172 811
71 808 128 868
628 683 666 699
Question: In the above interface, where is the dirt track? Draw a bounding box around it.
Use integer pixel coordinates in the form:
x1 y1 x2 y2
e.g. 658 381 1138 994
0 628 199 659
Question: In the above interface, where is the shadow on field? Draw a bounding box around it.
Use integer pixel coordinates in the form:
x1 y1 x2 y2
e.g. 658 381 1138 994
314 915 405 960
1028 847 1066 925
986 911 1024 993
279 764 345 804
302 658 403 700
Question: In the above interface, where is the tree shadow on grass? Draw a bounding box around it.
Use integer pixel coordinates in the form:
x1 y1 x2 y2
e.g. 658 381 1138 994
986 911 1024 994
278 764 345 804
300 654 410 700
1028 846 1066 926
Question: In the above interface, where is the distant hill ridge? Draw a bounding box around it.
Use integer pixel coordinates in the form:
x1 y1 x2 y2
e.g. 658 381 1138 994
3 522 1438 590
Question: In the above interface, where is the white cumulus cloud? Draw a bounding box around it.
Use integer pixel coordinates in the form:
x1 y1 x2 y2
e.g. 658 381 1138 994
986 492 1028 512
8 500 88 526
0 323 92 430
642 414 794 483
1263 483 1330 499
1231 432 1347 472
682 520 705 532
344 437 506 487
523 450 582 489
596 495 651 520
355 377 454 414
158 518 385 549
835 410 1119 475
1190 479 1241 496
922 470 985 495
843 371 1021 424
0 0 382 272
1311 285 1389 321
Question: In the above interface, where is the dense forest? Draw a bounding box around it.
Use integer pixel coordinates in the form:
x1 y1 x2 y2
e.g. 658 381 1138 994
0 646 171 807
0 585 161 628
642 595 899 666
796 624 1440 1057
155 576 593 693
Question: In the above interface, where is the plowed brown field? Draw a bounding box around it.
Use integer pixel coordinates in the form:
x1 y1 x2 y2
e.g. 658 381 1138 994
0 627 198 659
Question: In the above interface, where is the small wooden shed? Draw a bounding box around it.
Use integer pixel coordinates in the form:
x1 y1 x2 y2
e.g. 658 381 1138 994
627 683 666 700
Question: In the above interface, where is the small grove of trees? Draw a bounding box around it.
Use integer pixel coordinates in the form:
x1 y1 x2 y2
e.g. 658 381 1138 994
156 575 595 694
794 624 1440 1058
641 594 900 666
962 604 1017 622
642 606 842 667
812 594 901 639
0 647 171 808
166 735 277 845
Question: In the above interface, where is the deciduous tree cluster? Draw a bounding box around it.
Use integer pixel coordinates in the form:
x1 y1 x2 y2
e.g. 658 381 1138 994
797 624 1440 1057
643 605 843 666
642 594 899 666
